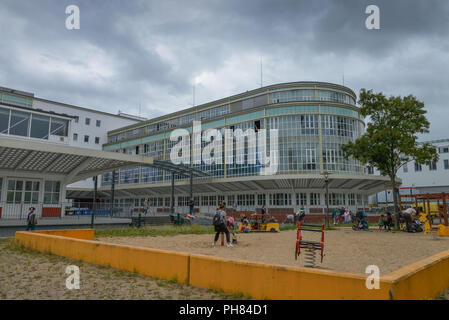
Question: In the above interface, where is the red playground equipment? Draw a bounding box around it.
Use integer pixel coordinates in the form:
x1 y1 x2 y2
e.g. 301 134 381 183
295 222 325 267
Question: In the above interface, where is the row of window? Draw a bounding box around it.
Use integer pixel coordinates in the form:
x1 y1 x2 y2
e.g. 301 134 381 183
0 106 69 139
404 159 449 172
89 192 368 209
74 117 101 127
73 133 100 144
107 87 357 144
0 179 60 204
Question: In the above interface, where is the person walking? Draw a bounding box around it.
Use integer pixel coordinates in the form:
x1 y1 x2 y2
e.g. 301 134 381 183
261 204 267 223
189 198 195 215
26 207 37 231
212 202 232 247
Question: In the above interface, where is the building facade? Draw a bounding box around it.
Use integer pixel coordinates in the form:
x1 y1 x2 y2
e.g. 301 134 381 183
370 139 449 206
98 82 391 215
0 86 144 218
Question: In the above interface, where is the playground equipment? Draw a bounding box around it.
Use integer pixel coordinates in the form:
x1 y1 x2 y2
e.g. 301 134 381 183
295 222 325 268
237 213 280 233
399 193 449 236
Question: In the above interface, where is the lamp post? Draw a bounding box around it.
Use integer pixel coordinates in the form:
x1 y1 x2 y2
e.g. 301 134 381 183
322 171 330 228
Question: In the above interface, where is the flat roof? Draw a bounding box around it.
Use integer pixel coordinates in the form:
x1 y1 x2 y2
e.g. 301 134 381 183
107 81 357 135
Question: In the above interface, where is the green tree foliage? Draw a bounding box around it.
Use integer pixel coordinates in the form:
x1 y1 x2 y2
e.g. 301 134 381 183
342 89 438 227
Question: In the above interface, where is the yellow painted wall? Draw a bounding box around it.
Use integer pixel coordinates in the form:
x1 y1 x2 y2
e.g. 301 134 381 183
384 249 449 300
31 229 94 240
189 254 392 300
13 230 449 300
14 231 189 283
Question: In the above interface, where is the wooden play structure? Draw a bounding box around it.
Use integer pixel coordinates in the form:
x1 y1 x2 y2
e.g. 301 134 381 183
399 193 449 236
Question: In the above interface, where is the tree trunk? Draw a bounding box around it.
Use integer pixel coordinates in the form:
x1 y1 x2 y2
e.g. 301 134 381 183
391 176 400 229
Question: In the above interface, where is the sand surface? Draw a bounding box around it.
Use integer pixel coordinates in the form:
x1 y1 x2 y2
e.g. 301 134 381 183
100 228 449 275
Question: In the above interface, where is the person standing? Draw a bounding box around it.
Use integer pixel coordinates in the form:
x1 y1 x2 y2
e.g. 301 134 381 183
189 198 195 215
212 202 232 247
332 208 338 225
26 207 37 231
261 205 267 223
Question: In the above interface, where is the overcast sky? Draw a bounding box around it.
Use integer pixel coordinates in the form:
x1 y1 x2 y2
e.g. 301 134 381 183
0 0 448 140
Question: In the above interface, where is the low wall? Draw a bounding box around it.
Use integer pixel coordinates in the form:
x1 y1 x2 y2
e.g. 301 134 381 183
32 229 94 240
14 230 189 283
13 229 449 300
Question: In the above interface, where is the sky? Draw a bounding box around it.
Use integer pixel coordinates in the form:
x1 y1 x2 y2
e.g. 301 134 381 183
0 0 448 140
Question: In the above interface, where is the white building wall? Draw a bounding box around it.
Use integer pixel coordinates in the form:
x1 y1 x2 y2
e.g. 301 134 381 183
369 139 449 205
33 99 142 190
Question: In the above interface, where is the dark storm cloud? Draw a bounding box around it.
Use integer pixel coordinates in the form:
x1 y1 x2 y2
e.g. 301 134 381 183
0 0 448 139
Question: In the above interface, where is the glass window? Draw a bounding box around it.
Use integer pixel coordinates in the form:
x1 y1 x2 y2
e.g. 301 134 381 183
0 107 10 134
84 135 89 143
414 162 422 172
0 177 2 201
296 193 307 206
310 193 321 206
74 116 79 123
403 163 408 173
7 180 24 204
9 110 30 137
50 118 68 136
44 181 60 204
85 118 90 125
429 161 437 171
96 120 101 127
95 137 100 144
73 133 78 141
24 181 40 204
444 159 449 170
30 114 50 139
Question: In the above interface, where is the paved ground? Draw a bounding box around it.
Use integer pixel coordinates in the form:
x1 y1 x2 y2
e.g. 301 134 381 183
0 238 247 300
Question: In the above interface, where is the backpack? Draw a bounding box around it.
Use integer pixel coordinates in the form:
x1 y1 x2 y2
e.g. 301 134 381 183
213 211 225 227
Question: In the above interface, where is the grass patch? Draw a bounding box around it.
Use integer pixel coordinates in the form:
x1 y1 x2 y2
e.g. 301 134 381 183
95 224 215 238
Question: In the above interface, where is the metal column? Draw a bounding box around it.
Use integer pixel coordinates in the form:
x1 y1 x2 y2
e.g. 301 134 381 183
110 170 115 218
171 171 175 215
91 176 97 229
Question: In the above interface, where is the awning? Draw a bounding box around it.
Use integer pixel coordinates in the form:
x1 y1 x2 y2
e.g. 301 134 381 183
67 173 395 199
0 136 154 184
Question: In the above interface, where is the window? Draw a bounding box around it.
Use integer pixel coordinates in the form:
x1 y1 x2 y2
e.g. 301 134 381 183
95 137 100 144
296 193 307 206
444 159 449 170
0 178 2 201
429 161 437 171
73 133 78 141
310 193 321 206
367 166 374 175
414 162 422 172
30 114 50 139
257 194 266 206
50 118 68 136
7 180 23 204
403 164 408 173
9 110 30 137
84 135 89 143
439 147 449 154
0 107 10 134
24 181 40 204
96 120 101 127
74 117 79 123
44 181 60 204
85 118 90 125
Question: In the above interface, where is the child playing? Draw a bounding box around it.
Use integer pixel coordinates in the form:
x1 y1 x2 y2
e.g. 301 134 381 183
378 214 385 230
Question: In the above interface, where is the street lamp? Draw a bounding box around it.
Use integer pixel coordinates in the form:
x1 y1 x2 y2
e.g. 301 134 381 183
322 171 330 228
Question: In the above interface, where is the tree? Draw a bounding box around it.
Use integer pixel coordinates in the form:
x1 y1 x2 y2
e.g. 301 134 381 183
341 89 439 228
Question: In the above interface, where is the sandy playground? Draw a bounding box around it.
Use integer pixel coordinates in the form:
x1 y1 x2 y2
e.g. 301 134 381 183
100 228 449 276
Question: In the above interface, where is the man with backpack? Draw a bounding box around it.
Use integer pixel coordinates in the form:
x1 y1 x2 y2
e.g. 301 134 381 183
212 202 232 247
